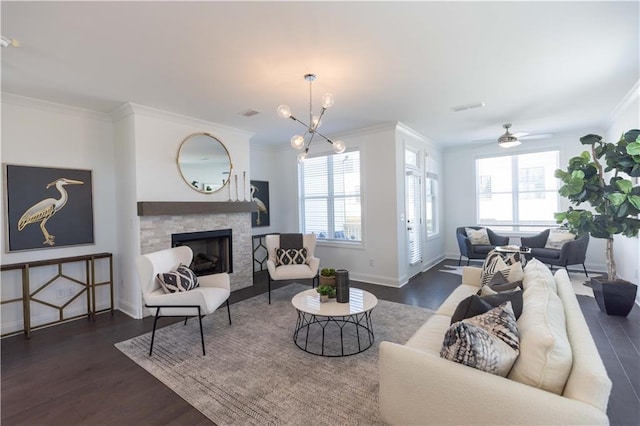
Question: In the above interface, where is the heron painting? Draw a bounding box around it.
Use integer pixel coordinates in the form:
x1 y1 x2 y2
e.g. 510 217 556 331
6 165 95 251
250 180 270 227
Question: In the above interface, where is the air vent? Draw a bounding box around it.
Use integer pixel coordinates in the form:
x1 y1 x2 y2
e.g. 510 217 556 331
239 109 260 117
451 102 486 112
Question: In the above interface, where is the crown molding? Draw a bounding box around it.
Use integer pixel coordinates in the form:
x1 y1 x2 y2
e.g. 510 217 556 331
112 102 255 139
1 92 112 122
610 79 639 125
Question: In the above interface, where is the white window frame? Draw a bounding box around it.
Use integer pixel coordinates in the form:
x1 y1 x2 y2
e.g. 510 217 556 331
425 154 439 240
475 149 560 232
298 148 362 245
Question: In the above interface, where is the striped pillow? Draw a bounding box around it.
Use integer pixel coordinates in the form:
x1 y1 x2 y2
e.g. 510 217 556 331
480 250 523 287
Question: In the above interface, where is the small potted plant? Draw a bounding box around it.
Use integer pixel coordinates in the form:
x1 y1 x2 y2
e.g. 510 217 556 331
319 268 336 287
316 285 335 303
555 129 640 316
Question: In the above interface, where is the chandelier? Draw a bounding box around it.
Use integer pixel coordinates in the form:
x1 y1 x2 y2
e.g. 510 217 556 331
277 74 346 163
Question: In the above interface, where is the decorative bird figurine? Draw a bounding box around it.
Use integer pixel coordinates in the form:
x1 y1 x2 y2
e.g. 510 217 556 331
18 177 84 246
250 185 268 225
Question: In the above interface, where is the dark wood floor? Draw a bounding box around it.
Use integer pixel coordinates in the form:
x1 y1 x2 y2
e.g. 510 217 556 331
2 259 638 425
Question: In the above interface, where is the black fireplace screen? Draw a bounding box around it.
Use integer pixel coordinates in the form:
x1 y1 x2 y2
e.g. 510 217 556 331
171 229 232 275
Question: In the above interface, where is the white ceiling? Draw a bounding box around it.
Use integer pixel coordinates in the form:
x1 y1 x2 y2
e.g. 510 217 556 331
1 1 638 148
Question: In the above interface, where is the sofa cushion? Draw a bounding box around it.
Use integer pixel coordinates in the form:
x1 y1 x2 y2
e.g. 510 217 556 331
435 284 481 316
441 302 520 377
466 227 490 245
156 264 199 293
406 314 452 354
523 258 557 293
544 228 575 250
508 282 572 395
451 291 523 324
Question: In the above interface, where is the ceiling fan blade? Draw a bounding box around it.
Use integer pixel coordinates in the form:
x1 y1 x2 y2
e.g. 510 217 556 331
512 132 529 138
519 133 553 140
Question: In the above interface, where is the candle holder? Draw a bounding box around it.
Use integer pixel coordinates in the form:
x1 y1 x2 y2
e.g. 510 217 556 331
234 174 239 201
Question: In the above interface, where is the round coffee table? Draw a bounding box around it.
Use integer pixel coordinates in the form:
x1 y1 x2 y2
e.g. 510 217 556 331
291 287 378 357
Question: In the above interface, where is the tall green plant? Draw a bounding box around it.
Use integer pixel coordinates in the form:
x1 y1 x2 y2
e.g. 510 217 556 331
554 129 640 281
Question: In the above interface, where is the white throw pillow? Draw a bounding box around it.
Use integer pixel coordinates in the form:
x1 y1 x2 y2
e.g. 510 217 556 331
465 227 491 245
544 228 575 250
508 283 573 395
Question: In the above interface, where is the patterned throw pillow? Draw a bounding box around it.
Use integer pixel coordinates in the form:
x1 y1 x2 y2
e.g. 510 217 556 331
156 264 199 293
480 250 524 287
441 302 520 377
451 291 524 324
276 247 308 265
465 227 491 245
544 228 576 250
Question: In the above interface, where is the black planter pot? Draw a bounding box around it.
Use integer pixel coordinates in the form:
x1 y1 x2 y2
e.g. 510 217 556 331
591 278 638 317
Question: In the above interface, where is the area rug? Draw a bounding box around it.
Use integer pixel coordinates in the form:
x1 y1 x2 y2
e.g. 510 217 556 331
115 284 434 425
438 264 594 297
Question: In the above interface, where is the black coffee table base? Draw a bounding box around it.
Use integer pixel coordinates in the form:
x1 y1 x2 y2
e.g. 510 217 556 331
293 310 375 357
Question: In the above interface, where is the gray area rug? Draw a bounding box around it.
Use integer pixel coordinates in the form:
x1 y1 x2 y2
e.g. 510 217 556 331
115 284 434 425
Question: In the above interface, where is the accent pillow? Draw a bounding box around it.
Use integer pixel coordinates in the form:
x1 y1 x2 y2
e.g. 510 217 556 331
276 247 308 265
441 302 520 377
488 270 524 292
156 264 199 293
508 284 572 395
480 250 524 287
465 227 491 245
451 291 523 324
544 228 576 250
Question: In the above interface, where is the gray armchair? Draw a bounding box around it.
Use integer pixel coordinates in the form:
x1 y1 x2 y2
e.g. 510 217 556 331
521 229 589 277
456 226 509 265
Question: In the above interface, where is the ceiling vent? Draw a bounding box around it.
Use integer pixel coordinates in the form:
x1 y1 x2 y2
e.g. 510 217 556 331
239 109 260 117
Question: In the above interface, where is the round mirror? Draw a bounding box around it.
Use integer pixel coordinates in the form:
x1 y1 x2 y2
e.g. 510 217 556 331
177 132 232 194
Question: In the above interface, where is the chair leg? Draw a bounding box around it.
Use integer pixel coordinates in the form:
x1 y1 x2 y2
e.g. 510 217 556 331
226 299 232 325
583 264 589 277
149 308 161 356
268 276 272 304
466 258 470 266
458 255 462 266
197 307 205 356
184 316 188 325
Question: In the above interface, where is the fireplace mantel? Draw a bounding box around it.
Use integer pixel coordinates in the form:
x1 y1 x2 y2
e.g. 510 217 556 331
137 201 257 216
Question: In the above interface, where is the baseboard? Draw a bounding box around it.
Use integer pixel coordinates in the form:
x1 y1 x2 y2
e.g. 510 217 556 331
349 272 403 288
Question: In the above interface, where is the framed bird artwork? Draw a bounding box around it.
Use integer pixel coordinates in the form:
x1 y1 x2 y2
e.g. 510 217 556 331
4 164 95 252
250 180 270 227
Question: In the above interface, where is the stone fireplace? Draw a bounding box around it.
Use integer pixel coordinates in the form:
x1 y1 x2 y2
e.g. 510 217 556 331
138 202 255 291
172 229 233 275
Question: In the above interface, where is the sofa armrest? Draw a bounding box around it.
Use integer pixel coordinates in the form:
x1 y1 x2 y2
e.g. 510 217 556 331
462 266 482 287
379 342 609 425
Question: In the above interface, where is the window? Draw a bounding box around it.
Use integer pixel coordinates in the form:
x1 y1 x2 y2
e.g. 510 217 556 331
476 150 559 231
425 155 439 237
299 150 361 242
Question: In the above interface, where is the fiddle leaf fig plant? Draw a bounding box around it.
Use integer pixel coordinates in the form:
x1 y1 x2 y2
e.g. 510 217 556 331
554 129 640 281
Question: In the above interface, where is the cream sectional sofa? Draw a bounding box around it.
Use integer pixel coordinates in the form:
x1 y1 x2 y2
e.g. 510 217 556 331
379 260 612 425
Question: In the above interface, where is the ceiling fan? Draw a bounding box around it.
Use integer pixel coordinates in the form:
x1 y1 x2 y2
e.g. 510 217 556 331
476 123 553 148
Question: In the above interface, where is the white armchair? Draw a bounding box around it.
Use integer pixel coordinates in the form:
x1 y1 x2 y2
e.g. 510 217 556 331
266 233 320 304
136 245 231 356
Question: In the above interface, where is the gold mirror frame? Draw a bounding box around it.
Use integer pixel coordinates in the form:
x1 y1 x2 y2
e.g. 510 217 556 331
177 132 233 194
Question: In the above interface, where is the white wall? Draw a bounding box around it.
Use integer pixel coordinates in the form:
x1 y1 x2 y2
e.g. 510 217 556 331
112 103 254 318
265 122 441 287
443 127 608 272
1 94 117 334
249 142 285 236
605 81 639 304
